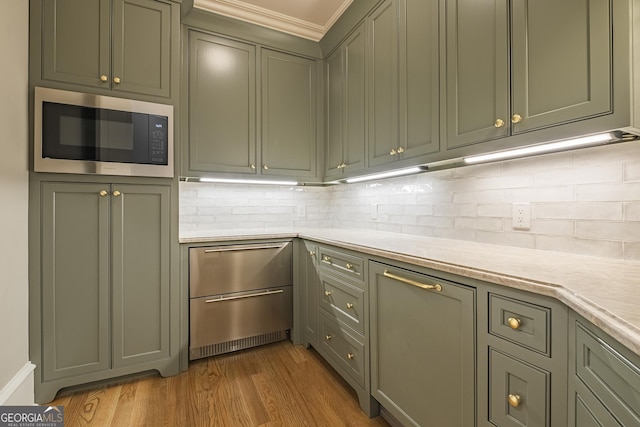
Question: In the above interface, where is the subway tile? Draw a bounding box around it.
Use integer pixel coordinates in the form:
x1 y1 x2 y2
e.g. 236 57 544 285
575 221 640 241
529 219 574 236
535 235 623 259
624 161 640 182
624 203 640 221
575 182 640 202
623 242 640 262
477 204 510 218
535 202 623 220
455 217 504 232
534 164 622 187
475 231 536 249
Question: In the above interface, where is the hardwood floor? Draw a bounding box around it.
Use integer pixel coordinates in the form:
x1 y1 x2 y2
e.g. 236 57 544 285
50 341 390 426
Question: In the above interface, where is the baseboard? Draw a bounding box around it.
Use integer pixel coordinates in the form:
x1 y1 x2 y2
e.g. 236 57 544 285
0 362 36 405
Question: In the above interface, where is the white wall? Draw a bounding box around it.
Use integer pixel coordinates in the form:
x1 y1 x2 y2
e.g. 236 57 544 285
0 0 34 405
180 140 640 261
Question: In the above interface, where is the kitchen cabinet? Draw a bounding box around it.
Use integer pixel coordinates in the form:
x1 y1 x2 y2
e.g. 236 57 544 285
568 311 640 427
367 0 440 169
34 181 176 403
444 0 612 151
478 287 568 427
185 28 321 182
369 260 476 427
260 49 319 179
34 0 178 99
325 22 367 179
299 241 320 347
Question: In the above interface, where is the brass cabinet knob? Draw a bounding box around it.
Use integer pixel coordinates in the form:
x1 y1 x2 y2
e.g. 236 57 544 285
511 114 522 124
100 75 108 82
250 163 256 170
112 190 121 197
397 147 404 154
263 164 269 170
508 394 522 408
347 353 355 360
346 303 354 309
324 290 332 297
325 335 332 341
322 255 331 263
99 190 108 197
390 148 397 156
113 76 121 84
507 317 522 330
308 250 315 257
494 118 505 128
345 263 353 270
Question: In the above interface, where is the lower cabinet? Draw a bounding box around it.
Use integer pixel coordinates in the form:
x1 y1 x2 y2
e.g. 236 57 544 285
369 261 476 427
568 311 640 427
33 181 177 403
298 240 320 348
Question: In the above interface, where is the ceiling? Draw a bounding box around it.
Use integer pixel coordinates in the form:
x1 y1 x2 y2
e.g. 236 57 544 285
193 0 354 41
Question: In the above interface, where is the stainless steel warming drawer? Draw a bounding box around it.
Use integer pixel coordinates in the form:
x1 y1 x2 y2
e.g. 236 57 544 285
189 242 293 360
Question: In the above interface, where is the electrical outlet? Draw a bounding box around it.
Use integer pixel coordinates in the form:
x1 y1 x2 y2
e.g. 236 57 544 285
512 203 531 230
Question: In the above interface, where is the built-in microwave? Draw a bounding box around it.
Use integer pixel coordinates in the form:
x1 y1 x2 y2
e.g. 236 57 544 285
34 87 173 178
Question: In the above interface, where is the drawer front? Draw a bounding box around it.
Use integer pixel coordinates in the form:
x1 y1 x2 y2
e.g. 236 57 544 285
489 348 550 427
575 322 640 426
318 246 365 286
489 293 550 356
320 276 365 335
319 312 365 387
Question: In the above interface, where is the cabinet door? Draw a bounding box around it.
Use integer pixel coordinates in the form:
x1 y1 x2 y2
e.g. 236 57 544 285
261 49 318 179
510 0 612 133
370 261 476 427
300 241 320 347
41 182 111 380
187 30 256 175
112 0 172 98
41 0 111 89
368 0 399 168
444 0 509 149
325 47 345 179
111 184 171 368
399 0 440 160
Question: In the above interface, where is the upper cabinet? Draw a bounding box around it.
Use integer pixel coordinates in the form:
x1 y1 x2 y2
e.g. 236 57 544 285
325 23 367 180
368 0 440 169
444 0 612 151
33 0 179 100
183 28 321 182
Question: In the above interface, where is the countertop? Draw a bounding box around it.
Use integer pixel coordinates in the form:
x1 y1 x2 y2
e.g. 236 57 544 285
180 228 640 357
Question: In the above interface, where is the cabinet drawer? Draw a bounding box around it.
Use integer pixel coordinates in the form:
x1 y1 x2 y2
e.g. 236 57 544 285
489 348 550 427
575 322 640 426
318 246 365 286
319 312 365 387
320 275 365 335
489 293 550 356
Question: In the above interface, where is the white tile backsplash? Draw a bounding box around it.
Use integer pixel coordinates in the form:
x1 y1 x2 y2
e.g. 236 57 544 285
180 140 640 261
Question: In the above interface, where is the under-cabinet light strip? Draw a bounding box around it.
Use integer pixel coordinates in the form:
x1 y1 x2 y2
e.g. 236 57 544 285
198 177 298 186
463 132 620 164
345 167 425 184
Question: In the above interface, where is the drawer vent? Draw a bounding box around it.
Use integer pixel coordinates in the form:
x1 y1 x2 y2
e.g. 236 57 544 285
190 329 290 360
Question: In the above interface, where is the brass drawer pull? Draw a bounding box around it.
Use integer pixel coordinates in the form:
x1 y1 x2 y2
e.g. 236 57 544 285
345 263 353 270
347 353 355 360
309 250 315 257
383 270 442 292
508 394 521 408
322 256 332 263
325 335 332 341
507 317 522 330
324 290 332 297
346 303 354 309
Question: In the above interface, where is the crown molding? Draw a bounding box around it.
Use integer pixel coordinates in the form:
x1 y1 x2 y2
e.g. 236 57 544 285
193 0 352 41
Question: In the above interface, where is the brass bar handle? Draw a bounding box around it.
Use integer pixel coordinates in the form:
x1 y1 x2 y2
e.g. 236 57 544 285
203 243 287 253
507 317 522 330
383 270 442 292
346 303 354 309
508 394 521 408
205 289 284 303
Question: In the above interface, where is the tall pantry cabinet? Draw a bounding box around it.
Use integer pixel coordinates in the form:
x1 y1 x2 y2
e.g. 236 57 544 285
29 0 181 404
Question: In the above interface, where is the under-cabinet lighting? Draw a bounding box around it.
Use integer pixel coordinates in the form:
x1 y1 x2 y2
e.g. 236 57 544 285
345 166 426 184
463 132 621 165
198 177 298 186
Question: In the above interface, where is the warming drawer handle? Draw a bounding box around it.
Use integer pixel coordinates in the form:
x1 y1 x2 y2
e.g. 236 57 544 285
205 289 284 303
203 243 288 253
383 270 442 292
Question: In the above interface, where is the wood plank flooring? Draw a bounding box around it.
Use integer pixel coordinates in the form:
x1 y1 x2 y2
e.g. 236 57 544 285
50 341 390 427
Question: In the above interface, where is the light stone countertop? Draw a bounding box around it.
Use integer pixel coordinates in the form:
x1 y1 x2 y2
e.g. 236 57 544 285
180 228 640 357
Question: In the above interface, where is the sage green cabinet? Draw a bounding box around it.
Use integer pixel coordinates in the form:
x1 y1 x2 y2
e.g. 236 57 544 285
444 0 612 151
368 0 440 169
36 0 176 99
369 261 476 427
568 312 640 427
187 30 257 175
325 23 367 179
260 49 319 180
35 181 174 403
299 240 320 347
185 29 320 181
